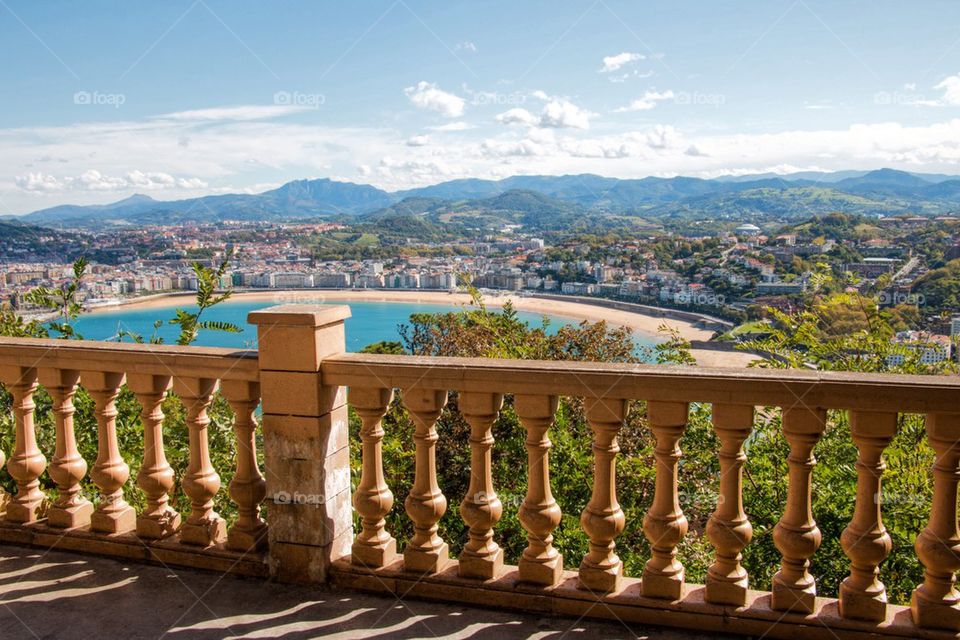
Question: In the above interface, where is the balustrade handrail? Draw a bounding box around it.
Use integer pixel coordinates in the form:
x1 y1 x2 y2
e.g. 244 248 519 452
0 336 259 381
322 352 960 415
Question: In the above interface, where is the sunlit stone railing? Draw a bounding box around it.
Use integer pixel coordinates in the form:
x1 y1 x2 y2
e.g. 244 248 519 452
1 304 960 640
0 338 268 576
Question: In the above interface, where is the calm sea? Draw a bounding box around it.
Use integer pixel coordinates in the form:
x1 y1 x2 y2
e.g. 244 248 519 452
73 298 659 356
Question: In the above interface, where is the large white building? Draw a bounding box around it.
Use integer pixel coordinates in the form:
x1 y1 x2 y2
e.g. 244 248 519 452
886 332 953 366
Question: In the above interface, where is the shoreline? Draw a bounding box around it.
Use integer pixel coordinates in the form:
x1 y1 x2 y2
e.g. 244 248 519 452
84 289 759 367
86 288 716 340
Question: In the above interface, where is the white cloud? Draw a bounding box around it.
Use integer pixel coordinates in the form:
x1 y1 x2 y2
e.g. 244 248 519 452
427 121 474 131
556 126 683 159
539 99 593 129
156 105 311 121
614 90 675 112
609 69 655 83
495 108 539 126
406 134 431 146
496 98 594 129
481 137 549 157
908 73 960 107
378 156 457 181
933 73 960 106
455 41 478 53
644 124 681 150
404 81 466 118
600 52 644 73
206 181 283 195
14 172 65 193
15 170 208 193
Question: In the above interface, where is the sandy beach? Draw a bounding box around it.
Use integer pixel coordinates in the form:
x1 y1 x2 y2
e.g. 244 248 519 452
88 289 753 366
90 289 715 338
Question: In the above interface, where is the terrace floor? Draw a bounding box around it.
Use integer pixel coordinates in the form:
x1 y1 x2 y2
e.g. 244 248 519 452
0 544 736 640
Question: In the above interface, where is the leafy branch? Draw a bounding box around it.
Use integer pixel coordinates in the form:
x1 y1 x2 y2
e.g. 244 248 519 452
120 252 241 346
21 257 88 340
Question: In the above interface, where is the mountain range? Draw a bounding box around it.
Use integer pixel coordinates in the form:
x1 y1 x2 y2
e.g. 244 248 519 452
11 168 960 229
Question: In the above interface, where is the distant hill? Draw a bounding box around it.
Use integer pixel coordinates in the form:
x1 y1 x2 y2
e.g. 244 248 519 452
22 178 394 228
648 185 904 221
260 179 394 215
22 194 162 226
0 220 90 261
15 168 960 228
834 168 935 196
362 196 450 220
363 189 588 231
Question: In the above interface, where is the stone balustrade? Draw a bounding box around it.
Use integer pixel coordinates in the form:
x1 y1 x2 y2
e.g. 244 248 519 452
0 304 959 640
0 337 266 575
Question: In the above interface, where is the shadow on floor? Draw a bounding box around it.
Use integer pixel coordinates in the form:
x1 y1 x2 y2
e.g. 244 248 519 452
0 545 724 640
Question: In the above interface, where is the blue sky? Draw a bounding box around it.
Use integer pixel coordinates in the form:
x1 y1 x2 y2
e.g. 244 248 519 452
3 0 960 213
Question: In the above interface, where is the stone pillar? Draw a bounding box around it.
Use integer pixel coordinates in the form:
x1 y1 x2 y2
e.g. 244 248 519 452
579 397 627 593
771 406 826 614
85 370 136 534
221 379 268 553
840 410 896 622
912 412 960 631
350 386 396 568
174 376 225 546
249 304 352 583
41 368 93 529
458 392 505 579
516 394 563 587
1 365 44 523
642 401 690 600
128 374 180 540
402 388 450 574
705 403 754 606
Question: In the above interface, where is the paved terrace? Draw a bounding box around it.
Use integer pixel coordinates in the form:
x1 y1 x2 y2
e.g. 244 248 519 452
0 545 724 640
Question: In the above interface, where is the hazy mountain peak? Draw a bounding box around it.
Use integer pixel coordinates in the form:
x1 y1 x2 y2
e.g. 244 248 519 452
17 167 960 228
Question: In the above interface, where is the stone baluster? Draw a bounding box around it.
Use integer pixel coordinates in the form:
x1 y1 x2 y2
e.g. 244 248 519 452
579 397 627 593
0 430 4 519
349 386 396 567
912 412 960 631
839 411 896 622
174 377 225 546
516 394 563 587
459 392 505 579
1 366 44 523
771 406 826 613
85 371 136 534
705 403 754 605
642 401 690 600
128 374 180 539
220 380 268 552
41 369 93 529
402 388 449 574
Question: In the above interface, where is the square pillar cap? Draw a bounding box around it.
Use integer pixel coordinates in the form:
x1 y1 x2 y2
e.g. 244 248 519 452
248 304 351 328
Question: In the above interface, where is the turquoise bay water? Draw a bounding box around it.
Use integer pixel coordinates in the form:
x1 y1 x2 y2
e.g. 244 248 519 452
74 298 659 355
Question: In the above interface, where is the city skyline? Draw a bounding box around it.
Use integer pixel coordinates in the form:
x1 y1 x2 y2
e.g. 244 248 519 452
4 1 960 214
